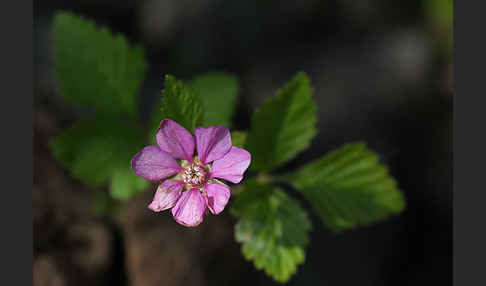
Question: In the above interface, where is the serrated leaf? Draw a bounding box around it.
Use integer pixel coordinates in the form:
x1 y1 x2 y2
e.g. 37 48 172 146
50 115 145 193
110 165 149 200
231 131 247 148
53 12 147 116
246 72 317 172
231 179 312 283
287 142 406 232
158 75 204 133
186 72 239 127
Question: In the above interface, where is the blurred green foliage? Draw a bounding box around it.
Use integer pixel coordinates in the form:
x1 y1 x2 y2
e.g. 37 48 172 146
53 12 147 117
52 12 149 201
425 0 453 59
187 72 239 127
110 165 149 200
50 115 147 194
230 131 247 148
426 0 452 29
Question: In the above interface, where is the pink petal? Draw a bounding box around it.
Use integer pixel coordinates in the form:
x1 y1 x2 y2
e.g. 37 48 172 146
171 188 206 227
210 146 251 183
131 146 182 181
194 126 232 164
156 119 195 162
204 183 231 215
148 180 185 212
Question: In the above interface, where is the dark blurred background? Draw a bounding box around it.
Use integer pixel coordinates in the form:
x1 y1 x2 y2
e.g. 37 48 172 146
34 0 452 285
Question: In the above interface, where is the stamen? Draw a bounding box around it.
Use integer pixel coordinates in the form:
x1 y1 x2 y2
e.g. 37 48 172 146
182 162 208 187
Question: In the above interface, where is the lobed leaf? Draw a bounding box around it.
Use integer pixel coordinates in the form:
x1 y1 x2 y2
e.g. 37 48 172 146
231 179 312 283
53 12 147 117
287 142 406 232
246 72 317 172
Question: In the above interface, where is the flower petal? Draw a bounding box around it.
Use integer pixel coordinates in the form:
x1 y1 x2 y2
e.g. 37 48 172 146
148 180 185 212
156 119 195 162
171 188 206 227
131 146 182 181
194 126 232 164
210 146 251 183
204 183 231 215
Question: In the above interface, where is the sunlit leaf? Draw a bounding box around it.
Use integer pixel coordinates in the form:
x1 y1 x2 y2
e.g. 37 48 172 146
232 179 312 283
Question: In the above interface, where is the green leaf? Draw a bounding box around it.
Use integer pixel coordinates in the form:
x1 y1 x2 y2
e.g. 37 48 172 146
246 72 317 172
186 72 239 127
231 131 247 148
287 142 406 232
110 165 149 200
158 75 204 133
231 179 312 283
53 12 147 116
50 115 145 195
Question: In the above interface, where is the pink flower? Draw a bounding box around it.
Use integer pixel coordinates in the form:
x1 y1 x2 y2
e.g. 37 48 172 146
131 119 251 227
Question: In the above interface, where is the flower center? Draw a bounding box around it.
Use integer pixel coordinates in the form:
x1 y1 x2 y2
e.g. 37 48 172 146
182 162 208 187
